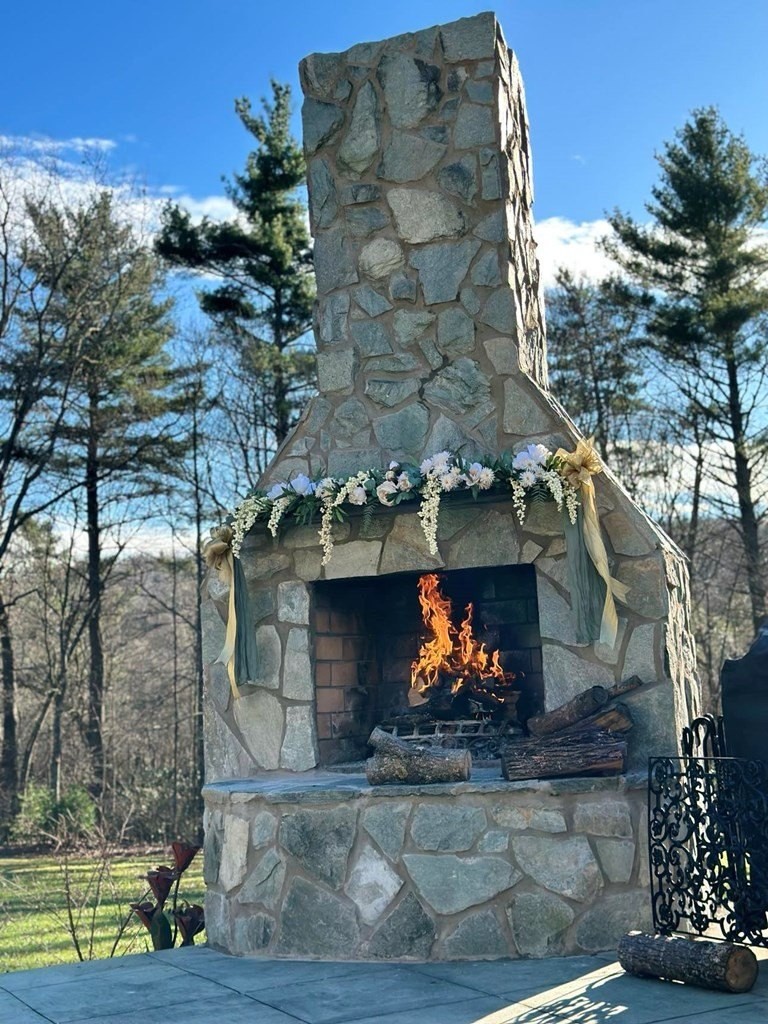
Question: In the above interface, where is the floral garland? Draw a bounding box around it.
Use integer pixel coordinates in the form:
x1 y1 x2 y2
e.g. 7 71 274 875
228 443 580 563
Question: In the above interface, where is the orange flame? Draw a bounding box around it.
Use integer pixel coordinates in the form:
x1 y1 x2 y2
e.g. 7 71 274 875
410 574 509 699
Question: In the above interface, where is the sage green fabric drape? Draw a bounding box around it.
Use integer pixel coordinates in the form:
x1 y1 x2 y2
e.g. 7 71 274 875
233 556 260 687
563 506 606 645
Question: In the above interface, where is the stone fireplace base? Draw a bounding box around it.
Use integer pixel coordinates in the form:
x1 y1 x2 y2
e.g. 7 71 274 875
203 770 651 960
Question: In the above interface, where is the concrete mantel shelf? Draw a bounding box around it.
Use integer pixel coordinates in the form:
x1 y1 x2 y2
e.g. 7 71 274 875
203 768 648 805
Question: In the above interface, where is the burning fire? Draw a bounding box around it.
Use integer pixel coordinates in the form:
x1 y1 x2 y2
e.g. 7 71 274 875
409 573 518 714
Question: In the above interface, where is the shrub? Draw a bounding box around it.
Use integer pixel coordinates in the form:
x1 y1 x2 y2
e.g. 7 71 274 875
12 785 97 845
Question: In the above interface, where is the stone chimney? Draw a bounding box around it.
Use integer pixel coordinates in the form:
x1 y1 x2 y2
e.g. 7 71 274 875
263 11 561 483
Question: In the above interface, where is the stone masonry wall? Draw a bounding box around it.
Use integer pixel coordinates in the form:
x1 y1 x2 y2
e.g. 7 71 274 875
203 774 651 960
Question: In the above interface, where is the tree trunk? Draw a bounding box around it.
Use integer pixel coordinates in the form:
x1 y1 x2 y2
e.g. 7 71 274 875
618 931 757 993
272 290 291 443
50 667 67 803
21 688 56 790
0 590 20 827
192 399 205 833
85 396 105 803
171 548 179 836
725 356 766 632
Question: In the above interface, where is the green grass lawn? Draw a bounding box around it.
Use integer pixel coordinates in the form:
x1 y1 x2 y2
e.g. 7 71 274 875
0 850 205 974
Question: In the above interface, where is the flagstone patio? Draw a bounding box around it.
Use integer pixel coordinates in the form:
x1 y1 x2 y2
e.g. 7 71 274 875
1 945 766 1023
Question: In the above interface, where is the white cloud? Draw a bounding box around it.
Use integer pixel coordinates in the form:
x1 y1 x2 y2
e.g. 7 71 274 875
534 216 617 287
174 193 237 223
0 133 117 155
0 133 236 246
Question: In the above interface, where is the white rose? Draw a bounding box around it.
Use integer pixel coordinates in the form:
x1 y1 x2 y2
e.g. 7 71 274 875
397 472 412 491
348 485 367 505
389 460 399 470
376 480 398 505
290 473 315 496
513 443 550 470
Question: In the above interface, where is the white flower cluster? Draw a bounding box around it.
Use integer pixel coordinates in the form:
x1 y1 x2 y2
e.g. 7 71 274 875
417 473 443 555
509 479 527 526
509 443 579 525
267 473 315 500
267 495 292 538
230 494 270 557
319 470 372 565
413 452 496 554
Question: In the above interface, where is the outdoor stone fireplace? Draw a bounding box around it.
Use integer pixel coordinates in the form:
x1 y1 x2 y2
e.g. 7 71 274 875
201 12 700 961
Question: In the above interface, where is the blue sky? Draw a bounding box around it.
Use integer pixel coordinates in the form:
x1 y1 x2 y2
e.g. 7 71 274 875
3 0 767 280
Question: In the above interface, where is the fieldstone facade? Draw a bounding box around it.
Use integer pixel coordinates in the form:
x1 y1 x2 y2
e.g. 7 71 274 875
204 773 651 959
202 12 700 961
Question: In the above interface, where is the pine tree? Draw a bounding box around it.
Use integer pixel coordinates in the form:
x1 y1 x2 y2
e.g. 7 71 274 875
546 270 647 465
156 82 315 476
27 191 188 800
605 107 768 632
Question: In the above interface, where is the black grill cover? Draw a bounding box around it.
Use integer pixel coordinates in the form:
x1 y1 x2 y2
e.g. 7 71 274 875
721 624 768 763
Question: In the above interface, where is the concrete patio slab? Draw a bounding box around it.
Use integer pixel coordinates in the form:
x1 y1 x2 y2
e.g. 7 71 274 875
0 945 766 1024
249 965 493 1023
496 961 764 1024
409 955 604 997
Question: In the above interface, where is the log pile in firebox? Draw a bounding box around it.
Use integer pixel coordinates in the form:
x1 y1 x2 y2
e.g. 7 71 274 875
407 573 521 722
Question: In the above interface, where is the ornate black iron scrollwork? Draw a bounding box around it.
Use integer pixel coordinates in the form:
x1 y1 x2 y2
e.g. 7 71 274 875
649 720 768 946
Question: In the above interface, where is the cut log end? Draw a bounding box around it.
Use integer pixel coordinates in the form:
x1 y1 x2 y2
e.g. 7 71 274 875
366 726 472 786
617 931 758 994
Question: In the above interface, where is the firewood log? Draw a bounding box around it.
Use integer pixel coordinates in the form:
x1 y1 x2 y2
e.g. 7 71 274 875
562 701 633 736
365 726 471 785
609 674 644 698
500 729 626 781
617 931 758 993
526 686 610 737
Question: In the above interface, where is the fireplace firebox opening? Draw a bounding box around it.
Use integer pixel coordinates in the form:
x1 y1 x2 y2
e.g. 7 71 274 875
311 565 543 765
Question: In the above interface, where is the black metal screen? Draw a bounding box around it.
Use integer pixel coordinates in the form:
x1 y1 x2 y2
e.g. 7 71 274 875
649 716 768 946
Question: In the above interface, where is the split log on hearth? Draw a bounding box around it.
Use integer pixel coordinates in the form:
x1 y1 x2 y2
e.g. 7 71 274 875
366 726 471 785
561 701 633 736
617 931 758 993
500 729 626 781
526 686 610 737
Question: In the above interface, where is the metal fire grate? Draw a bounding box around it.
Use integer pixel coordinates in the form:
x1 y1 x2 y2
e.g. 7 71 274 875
379 719 521 762
649 716 768 946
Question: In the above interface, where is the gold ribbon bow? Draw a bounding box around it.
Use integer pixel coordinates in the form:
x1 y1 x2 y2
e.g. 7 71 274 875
204 526 240 699
555 438 629 647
